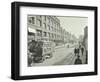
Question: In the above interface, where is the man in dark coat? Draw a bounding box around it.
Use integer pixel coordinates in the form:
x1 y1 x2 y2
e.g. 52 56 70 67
74 47 77 56
74 55 82 64
77 48 80 56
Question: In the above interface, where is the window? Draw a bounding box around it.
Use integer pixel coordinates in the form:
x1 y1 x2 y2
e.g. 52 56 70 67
28 18 32 23
47 17 50 24
39 16 42 18
43 23 46 29
50 33 51 38
48 25 50 30
51 20 53 26
51 26 53 31
48 33 50 37
55 28 56 32
37 19 42 27
52 34 54 38
37 30 42 36
43 32 47 37
55 34 56 38
44 16 46 21
28 17 35 24
31 17 35 24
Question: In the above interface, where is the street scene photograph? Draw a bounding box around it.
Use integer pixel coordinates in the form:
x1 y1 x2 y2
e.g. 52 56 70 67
27 15 88 67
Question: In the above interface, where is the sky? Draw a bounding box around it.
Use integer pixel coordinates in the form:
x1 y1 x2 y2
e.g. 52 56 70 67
57 16 88 39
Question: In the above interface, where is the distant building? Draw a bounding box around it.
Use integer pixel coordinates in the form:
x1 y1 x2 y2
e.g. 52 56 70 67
70 34 77 44
83 26 88 50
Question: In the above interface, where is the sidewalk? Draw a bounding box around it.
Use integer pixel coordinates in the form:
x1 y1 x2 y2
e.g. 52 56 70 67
69 51 87 65
54 50 87 65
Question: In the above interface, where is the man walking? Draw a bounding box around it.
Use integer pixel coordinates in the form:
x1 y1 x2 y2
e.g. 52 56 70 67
77 48 80 56
74 55 82 64
74 47 77 56
81 46 84 55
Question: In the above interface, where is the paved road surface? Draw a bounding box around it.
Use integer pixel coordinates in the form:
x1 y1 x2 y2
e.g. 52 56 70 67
31 45 74 66
31 45 87 66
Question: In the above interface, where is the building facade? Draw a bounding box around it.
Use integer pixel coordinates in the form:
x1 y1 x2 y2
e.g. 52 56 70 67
28 15 64 43
27 15 77 45
83 26 88 50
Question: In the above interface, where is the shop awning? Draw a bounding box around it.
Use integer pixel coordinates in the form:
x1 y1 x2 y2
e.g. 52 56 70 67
28 27 36 33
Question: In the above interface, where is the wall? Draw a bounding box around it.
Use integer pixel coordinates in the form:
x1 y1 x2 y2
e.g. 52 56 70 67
0 0 99 82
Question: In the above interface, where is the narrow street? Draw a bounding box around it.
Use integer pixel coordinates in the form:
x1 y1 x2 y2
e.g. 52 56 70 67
31 44 87 66
32 45 76 66
53 46 74 65
27 15 88 67
54 50 87 65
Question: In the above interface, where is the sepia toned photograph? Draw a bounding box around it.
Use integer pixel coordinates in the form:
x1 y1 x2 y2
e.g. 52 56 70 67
27 15 88 67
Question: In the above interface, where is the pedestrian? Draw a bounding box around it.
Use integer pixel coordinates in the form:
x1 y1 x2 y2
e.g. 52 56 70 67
81 47 84 55
74 47 77 56
79 44 81 49
77 48 80 56
74 55 82 64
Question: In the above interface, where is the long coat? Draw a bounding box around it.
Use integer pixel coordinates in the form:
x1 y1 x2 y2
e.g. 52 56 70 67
74 58 82 64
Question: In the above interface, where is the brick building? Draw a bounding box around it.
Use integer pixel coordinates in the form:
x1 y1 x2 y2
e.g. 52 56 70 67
83 26 88 50
27 15 76 45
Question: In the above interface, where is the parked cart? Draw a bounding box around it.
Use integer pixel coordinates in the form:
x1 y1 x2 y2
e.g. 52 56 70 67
42 41 55 59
